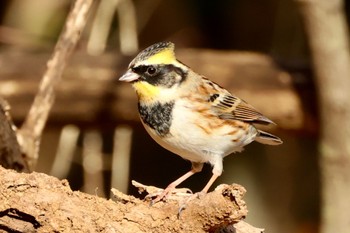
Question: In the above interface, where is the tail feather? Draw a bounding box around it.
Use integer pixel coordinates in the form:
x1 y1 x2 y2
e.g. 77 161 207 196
255 130 283 145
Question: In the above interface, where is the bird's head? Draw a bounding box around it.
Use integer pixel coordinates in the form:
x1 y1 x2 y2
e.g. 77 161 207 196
119 42 188 101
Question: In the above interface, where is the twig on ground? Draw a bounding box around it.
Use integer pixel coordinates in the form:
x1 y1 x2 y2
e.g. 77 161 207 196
17 0 94 170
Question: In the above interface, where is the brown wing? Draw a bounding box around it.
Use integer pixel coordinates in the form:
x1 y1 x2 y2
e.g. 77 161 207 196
228 99 275 124
209 92 275 125
200 77 275 125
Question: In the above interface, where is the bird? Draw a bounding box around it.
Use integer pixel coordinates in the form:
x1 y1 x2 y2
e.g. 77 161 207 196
119 41 282 203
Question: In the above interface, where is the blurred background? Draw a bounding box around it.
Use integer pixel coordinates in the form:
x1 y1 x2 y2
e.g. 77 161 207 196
1 0 349 232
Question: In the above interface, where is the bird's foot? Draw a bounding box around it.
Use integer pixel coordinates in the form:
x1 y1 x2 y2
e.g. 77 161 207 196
146 187 192 205
178 191 206 217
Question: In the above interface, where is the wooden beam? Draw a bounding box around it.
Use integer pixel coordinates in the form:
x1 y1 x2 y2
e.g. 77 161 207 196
0 49 316 132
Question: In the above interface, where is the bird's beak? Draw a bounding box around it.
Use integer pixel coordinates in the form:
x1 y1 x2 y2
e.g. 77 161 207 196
119 69 140 82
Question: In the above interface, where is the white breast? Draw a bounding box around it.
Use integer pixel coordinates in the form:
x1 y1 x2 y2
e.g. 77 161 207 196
142 99 257 164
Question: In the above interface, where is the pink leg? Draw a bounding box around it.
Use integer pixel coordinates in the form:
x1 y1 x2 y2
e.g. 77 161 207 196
152 163 203 203
178 160 223 214
177 173 220 215
201 173 219 193
201 155 223 193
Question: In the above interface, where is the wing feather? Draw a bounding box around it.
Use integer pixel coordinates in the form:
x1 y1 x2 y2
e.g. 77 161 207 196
210 92 274 125
201 77 275 125
231 101 275 125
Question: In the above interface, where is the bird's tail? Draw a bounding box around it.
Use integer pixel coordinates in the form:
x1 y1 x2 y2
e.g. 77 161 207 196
255 130 283 145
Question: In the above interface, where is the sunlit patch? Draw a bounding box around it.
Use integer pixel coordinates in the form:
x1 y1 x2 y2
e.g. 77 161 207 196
0 81 20 95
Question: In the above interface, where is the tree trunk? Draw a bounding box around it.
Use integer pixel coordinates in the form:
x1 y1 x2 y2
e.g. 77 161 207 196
296 0 350 232
0 99 28 172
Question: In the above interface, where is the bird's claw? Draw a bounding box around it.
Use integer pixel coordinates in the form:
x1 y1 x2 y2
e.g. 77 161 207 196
147 187 193 205
177 191 206 218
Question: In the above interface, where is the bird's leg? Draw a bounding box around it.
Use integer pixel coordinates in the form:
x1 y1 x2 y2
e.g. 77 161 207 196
178 173 220 216
151 162 203 204
201 173 219 193
178 158 223 215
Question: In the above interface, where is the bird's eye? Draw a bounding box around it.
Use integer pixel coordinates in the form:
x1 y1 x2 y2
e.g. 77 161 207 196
146 66 157 76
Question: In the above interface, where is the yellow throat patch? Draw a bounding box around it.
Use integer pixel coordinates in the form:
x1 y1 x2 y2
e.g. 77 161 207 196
132 81 160 101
